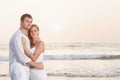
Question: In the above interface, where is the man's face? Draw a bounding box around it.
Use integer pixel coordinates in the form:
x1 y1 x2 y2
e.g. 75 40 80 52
21 17 33 30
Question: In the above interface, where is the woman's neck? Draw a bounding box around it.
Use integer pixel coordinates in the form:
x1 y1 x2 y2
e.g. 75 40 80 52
32 37 40 46
33 37 39 42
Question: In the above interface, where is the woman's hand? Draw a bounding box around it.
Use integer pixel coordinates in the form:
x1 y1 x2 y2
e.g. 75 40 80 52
21 37 26 48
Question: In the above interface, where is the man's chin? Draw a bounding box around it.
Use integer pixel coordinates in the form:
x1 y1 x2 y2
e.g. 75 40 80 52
27 27 31 30
28 27 32 29
26 28 29 30
23 26 30 30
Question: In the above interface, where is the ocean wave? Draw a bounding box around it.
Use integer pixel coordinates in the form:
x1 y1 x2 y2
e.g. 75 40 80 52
0 72 120 77
1 43 120 50
47 72 120 77
0 55 120 61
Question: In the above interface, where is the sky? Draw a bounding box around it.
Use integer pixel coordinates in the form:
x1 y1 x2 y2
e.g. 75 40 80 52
0 0 120 44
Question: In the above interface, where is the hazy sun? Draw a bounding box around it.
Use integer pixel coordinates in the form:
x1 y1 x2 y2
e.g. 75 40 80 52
54 25 61 30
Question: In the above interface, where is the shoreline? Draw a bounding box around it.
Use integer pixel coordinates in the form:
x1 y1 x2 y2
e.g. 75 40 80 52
1 60 120 77
0 76 120 80
0 74 120 77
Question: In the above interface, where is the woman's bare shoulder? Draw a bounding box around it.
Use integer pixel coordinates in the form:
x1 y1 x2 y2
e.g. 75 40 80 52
38 40 45 47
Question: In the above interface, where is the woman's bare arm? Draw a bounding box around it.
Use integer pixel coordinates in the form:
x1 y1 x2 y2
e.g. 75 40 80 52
22 38 45 61
32 42 45 60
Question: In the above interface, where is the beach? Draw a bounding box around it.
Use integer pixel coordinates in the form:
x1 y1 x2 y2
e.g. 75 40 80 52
0 43 120 80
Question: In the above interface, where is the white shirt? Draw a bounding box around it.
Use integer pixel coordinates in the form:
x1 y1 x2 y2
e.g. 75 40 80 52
9 29 31 80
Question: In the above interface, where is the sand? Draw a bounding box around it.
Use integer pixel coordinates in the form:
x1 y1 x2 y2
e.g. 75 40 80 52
0 76 120 80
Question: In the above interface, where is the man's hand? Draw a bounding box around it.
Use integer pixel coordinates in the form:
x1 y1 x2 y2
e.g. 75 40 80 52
27 61 44 70
36 62 44 70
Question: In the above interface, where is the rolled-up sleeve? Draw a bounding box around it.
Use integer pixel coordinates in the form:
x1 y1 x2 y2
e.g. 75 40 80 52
14 36 31 65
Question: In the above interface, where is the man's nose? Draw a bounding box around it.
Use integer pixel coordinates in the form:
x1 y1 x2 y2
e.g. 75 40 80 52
28 23 31 26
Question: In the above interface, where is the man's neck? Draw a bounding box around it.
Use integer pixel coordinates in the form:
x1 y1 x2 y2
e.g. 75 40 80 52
20 27 28 36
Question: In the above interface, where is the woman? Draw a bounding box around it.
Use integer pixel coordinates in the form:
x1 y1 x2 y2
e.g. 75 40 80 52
22 24 47 80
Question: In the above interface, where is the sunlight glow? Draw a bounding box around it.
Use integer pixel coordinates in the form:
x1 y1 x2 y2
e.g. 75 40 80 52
54 25 61 30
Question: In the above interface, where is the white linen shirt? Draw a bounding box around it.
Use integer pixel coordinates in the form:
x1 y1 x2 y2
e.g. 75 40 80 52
9 29 31 80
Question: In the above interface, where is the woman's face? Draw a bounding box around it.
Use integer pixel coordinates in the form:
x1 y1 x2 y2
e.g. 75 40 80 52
30 26 39 39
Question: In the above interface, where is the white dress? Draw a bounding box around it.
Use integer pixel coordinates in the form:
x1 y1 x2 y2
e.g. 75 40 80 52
30 47 47 80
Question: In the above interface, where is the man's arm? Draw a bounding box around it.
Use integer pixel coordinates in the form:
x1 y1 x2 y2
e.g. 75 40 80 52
22 40 45 61
14 36 31 65
14 36 43 69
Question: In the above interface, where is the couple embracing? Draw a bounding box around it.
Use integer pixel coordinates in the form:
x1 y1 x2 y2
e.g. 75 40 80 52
9 13 47 80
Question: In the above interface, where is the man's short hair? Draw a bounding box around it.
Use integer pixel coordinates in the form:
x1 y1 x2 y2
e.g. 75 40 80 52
20 13 33 21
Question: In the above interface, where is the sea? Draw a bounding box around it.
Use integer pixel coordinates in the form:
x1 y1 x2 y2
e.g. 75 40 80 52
0 43 120 80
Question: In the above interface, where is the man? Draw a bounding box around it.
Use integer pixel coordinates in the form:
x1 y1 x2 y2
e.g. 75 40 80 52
9 13 43 80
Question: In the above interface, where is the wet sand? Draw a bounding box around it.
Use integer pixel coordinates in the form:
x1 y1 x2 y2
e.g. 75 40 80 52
1 60 120 77
0 76 120 80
